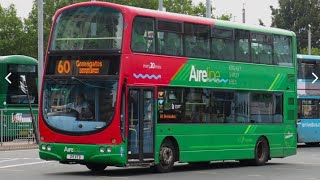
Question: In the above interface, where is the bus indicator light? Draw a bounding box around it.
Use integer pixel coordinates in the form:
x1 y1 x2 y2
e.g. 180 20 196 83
47 145 52 151
107 147 112 153
99 147 105 153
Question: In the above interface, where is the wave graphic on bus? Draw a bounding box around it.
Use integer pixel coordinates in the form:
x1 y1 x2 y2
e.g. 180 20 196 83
206 78 229 83
133 73 162 80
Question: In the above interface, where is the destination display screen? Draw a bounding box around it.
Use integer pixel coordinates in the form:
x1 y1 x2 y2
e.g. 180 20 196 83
55 59 107 75
45 55 119 76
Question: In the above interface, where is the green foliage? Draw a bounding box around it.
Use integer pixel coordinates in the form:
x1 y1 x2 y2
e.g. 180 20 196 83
300 48 320 55
0 4 25 56
270 0 320 52
217 14 232 21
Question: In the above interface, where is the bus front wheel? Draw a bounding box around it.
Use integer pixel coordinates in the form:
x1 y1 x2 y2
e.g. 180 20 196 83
155 140 175 173
85 163 107 172
252 137 269 166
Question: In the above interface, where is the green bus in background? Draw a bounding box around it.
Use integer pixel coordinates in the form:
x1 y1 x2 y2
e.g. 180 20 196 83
0 55 38 141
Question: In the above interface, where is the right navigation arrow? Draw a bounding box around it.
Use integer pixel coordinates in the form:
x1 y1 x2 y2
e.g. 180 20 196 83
312 72 318 84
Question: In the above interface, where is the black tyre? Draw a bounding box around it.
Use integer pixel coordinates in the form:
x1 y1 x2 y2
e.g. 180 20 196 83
251 137 269 166
86 163 107 172
155 140 175 173
305 142 319 146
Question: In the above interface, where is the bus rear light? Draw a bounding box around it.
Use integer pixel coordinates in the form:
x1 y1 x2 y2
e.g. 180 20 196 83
107 147 112 153
99 147 105 153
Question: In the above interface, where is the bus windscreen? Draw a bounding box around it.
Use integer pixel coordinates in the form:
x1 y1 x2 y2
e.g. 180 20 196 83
50 6 123 51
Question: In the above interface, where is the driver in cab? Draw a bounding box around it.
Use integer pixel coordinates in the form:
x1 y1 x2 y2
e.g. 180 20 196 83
51 93 93 119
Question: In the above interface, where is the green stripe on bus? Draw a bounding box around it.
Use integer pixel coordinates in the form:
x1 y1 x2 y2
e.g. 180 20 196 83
268 74 281 91
244 125 252 134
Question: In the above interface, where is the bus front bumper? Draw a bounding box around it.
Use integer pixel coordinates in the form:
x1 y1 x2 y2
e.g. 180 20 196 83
39 143 127 166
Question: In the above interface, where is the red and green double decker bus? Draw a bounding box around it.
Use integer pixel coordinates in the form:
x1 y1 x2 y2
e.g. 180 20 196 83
39 2 297 173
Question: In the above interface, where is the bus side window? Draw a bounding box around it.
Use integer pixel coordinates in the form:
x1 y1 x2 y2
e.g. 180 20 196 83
157 20 183 56
235 30 250 62
131 17 155 53
211 27 235 61
274 35 293 66
184 23 210 59
159 32 182 56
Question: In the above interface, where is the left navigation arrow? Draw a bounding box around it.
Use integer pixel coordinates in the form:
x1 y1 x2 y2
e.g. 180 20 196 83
5 72 12 84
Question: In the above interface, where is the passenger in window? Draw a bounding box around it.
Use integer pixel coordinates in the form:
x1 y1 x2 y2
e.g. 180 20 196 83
132 23 147 52
51 93 93 119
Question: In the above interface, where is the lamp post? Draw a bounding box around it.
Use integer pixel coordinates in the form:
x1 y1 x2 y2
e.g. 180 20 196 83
242 1 246 23
206 0 211 18
38 0 43 101
159 0 163 11
308 24 312 55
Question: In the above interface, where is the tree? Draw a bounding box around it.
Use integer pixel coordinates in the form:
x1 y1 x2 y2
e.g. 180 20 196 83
163 0 231 20
270 0 320 52
218 14 232 21
300 47 320 55
0 4 25 56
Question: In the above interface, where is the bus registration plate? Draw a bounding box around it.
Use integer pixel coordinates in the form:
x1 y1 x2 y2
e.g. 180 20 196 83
66 154 84 160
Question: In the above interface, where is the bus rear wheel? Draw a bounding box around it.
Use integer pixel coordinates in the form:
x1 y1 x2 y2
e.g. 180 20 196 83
155 140 175 173
85 163 107 172
251 137 269 166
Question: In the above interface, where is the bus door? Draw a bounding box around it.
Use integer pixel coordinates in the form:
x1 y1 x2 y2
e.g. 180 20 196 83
127 88 154 162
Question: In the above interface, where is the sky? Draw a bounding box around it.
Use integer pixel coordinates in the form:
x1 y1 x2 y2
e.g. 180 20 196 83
0 0 279 26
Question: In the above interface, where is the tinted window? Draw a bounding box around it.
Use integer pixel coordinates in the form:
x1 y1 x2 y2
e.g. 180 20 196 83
157 21 183 56
250 93 282 123
274 35 292 66
235 30 250 62
212 38 235 61
7 65 38 104
158 87 283 124
299 99 319 119
251 33 273 65
131 17 155 53
184 23 210 59
298 60 320 79
51 6 123 51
